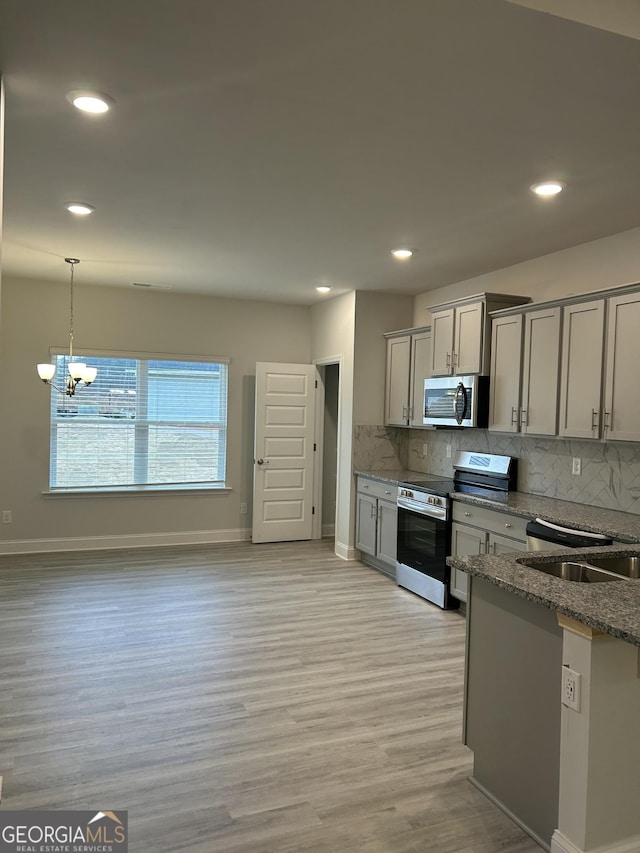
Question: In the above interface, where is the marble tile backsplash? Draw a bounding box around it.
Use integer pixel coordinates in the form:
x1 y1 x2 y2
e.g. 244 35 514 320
353 424 640 515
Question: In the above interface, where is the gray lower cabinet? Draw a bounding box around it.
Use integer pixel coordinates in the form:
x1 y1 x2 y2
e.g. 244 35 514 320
356 477 397 577
450 502 528 602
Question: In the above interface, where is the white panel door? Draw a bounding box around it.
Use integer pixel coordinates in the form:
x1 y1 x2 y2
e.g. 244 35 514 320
252 362 317 543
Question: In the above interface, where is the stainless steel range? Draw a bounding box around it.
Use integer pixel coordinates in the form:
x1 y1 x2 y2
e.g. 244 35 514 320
396 451 517 608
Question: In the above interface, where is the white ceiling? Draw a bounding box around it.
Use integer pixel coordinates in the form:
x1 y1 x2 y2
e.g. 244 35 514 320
1 0 640 305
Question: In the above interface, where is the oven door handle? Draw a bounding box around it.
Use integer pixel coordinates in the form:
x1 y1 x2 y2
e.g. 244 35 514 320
397 498 448 521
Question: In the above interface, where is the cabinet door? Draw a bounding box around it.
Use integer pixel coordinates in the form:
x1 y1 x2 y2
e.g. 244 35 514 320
431 309 455 376
355 493 377 556
604 293 640 442
377 499 398 567
450 521 485 603
487 532 528 555
489 314 523 432
559 300 605 438
521 307 561 436
454 300 484 375
409 329 432 426
384 335 411 426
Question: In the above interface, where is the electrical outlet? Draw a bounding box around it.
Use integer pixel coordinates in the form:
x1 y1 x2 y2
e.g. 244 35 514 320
446 445 452 459
422 443 428 457
2 510 12 524
562 666 581 712
572 457 582 476
240 502 248 515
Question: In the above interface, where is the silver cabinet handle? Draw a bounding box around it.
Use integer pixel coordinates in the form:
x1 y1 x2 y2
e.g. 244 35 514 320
408 405 413 420
604 410 611 433
452 351 458 371
505 522 512 529
464 511 471 517
370 503 377 519
520 409 528 426
591 408 599 431
446 352 451 370
363 484 369 489
385 489 391 495
479 540 485 555
511 407 519 426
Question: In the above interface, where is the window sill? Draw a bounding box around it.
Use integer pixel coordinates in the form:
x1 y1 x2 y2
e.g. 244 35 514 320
42 485 232 498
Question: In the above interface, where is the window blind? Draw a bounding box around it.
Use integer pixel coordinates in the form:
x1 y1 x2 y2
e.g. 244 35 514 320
48 355 228 490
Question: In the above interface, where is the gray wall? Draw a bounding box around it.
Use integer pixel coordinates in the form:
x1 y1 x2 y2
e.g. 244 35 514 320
0 276 311 549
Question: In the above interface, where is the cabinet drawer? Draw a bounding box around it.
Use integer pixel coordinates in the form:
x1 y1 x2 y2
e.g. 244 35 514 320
452 501 528 542
356 476 397 502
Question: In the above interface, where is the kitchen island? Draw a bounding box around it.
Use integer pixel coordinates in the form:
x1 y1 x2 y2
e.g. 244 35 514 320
448 545 640 853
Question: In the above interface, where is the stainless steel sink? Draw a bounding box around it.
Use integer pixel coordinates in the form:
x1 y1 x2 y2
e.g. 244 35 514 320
575 555 640 579
521 560 623 583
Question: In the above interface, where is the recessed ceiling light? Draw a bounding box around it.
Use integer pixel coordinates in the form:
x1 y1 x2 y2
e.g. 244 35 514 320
66 90 114 114
391 248 414 260
530 181 566 197
316 286 332 294
65 202 95 216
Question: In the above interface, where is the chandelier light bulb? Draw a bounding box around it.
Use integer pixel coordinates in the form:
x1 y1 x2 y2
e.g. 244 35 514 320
37 363 56 382
68 362 87 380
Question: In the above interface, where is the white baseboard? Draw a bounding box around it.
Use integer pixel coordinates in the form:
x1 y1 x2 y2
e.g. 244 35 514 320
334 540 360 561
322 523 335 538
551 830 640 853
0 528 251 556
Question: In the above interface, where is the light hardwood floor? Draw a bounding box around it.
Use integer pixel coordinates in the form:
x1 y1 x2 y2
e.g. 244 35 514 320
0 539 542 852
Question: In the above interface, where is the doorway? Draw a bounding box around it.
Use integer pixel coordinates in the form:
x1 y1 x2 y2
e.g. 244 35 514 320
321 362 339 541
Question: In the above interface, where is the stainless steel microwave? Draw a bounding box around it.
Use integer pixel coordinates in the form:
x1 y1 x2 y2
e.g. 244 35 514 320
423 375 490 428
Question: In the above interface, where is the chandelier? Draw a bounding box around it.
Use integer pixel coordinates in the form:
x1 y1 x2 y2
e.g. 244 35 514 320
37 258 98 395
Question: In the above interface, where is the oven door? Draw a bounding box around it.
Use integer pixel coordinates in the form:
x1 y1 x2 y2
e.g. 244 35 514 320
396 502 451 585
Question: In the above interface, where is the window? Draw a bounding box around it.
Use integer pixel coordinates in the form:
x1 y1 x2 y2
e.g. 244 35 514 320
48 354 228 491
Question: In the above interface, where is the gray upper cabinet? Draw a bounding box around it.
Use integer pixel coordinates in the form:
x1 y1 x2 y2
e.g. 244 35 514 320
520 306 562 436
559 300 605 439
489 283 640 444
429 293 529 378
384 326 431 427
604 291 640 442
431 301 483 376
490 306 561 436
489 314 523 433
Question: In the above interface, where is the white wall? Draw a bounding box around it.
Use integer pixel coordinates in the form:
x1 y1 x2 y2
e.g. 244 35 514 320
413 225 640 325
0 276 311 550
311 291 356 559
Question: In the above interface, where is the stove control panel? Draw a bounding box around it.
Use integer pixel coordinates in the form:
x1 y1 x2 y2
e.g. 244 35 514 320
399 487 446 508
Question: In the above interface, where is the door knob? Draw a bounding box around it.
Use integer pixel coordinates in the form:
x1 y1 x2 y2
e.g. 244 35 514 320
256 458 264 465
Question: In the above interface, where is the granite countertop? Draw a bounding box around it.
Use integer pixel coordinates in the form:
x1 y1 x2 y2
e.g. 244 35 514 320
354 468 425 486
450 490 640 544
447 545 640 647
354 469 640 543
